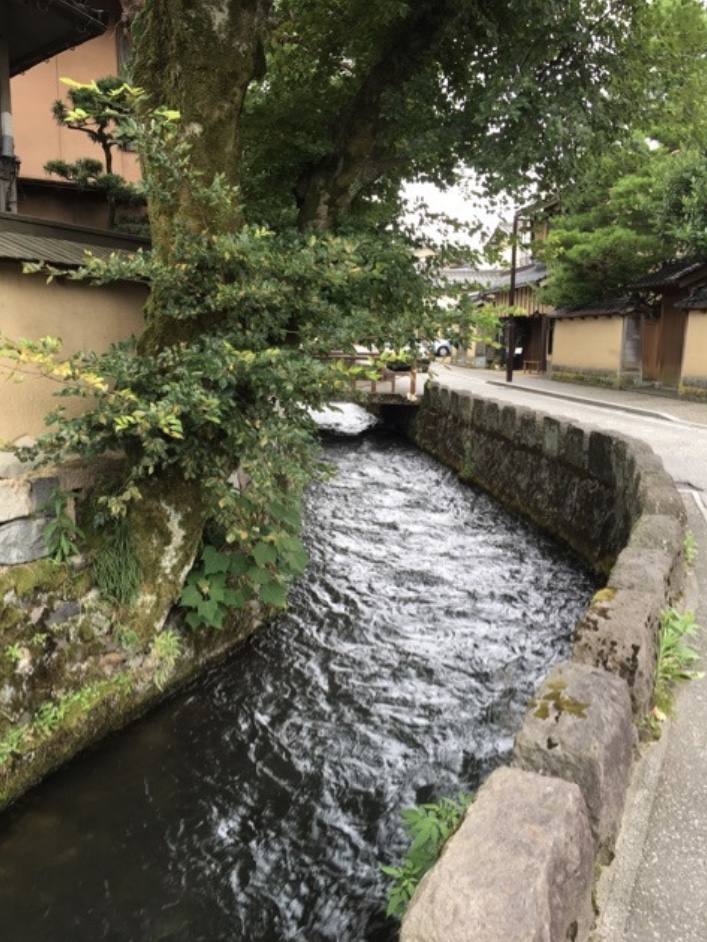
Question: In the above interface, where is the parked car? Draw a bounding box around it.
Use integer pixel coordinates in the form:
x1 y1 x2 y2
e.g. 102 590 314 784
430 339 454 357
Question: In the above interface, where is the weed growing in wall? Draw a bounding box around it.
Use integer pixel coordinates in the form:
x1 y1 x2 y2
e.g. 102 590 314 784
381 792 475 919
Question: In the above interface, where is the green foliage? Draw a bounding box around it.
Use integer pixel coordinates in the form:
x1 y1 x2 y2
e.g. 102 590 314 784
42 489 84 564
540 0 707 308
684 530 698 567
181 525 309 628
4 643 23 664
0 724 29 767
0 675 133 768
92 517 141 606
381 792 475 919
243 0 645 228
46 77 145 230
656 608 703 695
150 629 183 690
114 626 140 651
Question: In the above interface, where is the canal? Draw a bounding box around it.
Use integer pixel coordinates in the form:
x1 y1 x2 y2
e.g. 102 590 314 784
0 415 597 941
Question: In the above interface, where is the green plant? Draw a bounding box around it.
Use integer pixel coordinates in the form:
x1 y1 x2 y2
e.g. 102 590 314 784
0 724 29 766
4 643 23 664
654 608 703 714
180 531 309 629
92 516 141 605
43 489 84 563
114 626 140 651
33 700 67 737
381 792 475 919
684 530 698 566
150 629 183 690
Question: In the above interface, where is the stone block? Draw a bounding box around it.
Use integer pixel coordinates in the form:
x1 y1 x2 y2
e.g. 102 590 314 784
587 430 616 485
401 766 594 942
560 424 587 470
573 586 663 716
499 404 517 439
0 517 49 565
0 478 33 523
514 661 635 858
517 407 542 450
543 416 563 458
637 470 687 523
29 475 60 513
622 513 684 600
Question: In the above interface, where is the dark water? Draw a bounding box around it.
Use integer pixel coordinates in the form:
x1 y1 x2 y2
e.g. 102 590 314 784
0 428 596 942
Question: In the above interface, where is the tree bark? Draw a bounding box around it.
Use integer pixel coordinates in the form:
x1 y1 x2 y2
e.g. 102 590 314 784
294 0 456 231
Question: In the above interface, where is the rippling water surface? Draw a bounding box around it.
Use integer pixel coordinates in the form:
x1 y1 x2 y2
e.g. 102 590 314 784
0 427 596 942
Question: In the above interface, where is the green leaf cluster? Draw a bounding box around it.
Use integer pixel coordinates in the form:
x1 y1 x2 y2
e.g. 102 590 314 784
42 489 84 564
540 0 707 308
181 521 309 629
381 792 474 919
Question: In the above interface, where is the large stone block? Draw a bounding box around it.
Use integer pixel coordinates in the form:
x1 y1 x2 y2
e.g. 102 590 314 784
0 517 49 565
0 478 33 523
401 766 594 942
609 514 684 603
514 661 635 859
573 587 663 716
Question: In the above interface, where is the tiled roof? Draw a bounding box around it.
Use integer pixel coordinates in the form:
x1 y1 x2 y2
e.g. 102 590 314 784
630 257 707 289
679 285 707 310
442 266 504 286
0 213 147 269
9 0 107 77
551 295 650 319
0 232 135 267
487 262 547 292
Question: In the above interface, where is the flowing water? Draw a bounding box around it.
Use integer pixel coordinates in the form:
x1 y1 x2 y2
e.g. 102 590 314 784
0 416 597 942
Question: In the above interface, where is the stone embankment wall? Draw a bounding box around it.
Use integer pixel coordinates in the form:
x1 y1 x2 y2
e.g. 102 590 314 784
398 382 686 942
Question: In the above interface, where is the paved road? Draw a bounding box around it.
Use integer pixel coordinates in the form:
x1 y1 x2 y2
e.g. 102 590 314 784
423 366 707 942
428 365 707 500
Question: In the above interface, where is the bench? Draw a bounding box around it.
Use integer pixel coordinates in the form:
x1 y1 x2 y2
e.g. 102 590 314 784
523 359 542 374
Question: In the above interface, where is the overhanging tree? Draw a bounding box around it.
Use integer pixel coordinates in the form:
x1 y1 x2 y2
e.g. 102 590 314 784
538 0 707 308
14 0 653 632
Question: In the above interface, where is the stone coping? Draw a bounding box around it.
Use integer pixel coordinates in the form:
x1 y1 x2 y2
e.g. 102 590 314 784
401 382 685 942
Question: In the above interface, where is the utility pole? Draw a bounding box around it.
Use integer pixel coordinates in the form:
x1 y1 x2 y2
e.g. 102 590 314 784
505 209 520 383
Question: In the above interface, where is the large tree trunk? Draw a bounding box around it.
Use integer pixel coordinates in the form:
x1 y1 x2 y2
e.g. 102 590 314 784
115 0 271 625
131 0 271 247
294 0 455 231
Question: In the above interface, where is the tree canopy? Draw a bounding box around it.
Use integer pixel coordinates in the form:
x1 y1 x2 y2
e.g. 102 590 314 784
539 0 707 308
13 0 662 628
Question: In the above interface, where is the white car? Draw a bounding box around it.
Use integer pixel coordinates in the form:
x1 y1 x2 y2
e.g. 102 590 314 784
430 339 454 357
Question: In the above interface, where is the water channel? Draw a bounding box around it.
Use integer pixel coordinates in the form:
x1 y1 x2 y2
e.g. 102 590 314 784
0 413 597 942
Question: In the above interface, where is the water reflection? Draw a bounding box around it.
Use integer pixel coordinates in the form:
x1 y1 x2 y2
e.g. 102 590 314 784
0 431 596 941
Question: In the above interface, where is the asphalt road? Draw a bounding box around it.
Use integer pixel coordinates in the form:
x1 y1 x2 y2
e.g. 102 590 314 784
424 364 707 510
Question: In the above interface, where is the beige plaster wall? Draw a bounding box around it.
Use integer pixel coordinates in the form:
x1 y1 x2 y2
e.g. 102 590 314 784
12 25 140 184
552 317 623 372
0 262 146 442
682 312 707 382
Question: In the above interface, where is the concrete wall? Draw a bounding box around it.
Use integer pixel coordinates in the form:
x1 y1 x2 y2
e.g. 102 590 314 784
0 259 146 442
552 316 623 375
400 382 686 942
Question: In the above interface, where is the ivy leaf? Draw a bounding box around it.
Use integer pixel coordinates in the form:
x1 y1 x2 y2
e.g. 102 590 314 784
258 580 288 608
202 544 230 575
